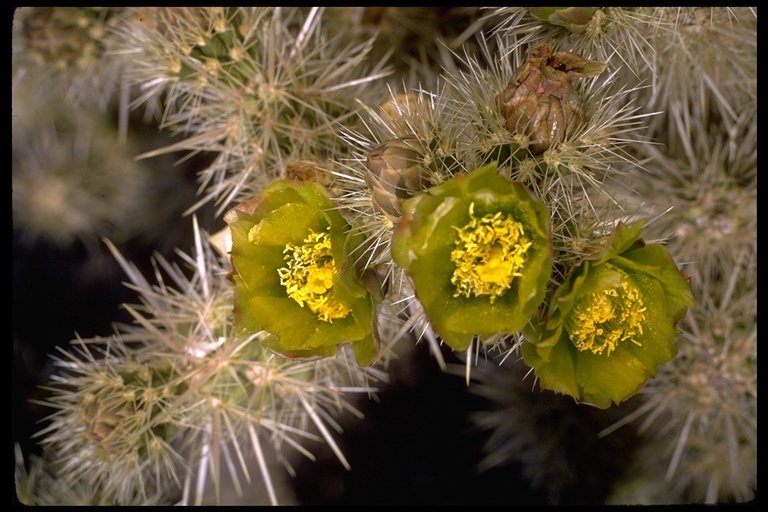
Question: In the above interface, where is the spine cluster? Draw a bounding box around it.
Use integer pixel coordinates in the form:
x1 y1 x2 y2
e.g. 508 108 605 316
13 7 755 505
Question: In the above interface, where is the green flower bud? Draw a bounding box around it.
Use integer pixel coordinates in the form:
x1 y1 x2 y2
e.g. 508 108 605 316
497 43 606 153
225 179 380 366
365 136 427 222
521 221 696 408
391 162 552 351
525 7 600 33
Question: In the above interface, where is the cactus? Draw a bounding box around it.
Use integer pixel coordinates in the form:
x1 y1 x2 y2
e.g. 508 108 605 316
14 7 755 505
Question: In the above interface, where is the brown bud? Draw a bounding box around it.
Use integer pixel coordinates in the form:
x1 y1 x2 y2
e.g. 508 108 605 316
83 393 136 452
497 43 606 153
365 136 426 221
284 161 335 187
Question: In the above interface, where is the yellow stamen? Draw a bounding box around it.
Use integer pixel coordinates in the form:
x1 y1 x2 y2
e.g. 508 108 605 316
277 229 350 322
566 267 646 356
450 202 532 303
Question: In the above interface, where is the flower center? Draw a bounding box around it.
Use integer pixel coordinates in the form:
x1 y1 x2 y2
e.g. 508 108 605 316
450 202 532 303
566 268 646 355
277 229 351 322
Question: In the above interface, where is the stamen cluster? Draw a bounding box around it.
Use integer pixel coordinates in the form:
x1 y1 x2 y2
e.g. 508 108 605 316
450 202 531 302
278 229 351 322
566 269 646 355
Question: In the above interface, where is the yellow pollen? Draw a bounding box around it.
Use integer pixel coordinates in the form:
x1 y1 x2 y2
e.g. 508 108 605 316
450 202 532 303
566 268 646 356
277 229 351 322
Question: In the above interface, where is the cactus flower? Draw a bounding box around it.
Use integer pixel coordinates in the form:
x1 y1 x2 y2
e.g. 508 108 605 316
225 179 380 366
521 221 696 408
391 162 552 351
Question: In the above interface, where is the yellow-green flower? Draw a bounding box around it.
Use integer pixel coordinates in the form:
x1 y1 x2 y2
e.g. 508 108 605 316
521 221 696 408
391 163 551 351
225 179 380 366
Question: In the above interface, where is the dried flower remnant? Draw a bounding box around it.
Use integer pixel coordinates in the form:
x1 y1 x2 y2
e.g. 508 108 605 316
365 136 427 222
82 393 138 452
497 43 606 153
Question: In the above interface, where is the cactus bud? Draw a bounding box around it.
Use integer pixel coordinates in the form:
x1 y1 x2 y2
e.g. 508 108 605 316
83 393 138 452
497 43 606 153
525 8 600 33
365 136 426 221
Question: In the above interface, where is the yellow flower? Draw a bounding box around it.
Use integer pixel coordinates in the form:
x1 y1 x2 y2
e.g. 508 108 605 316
391 162 551 351
522 221 695 408
226 179 380 365
565 269 646 356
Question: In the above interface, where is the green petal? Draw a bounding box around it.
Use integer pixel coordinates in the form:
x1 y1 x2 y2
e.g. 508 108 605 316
261 334 337 361
261 178 332 214
337 226 381 302
575 344 646 408
615 243 696 323
303 316 368 350
438 329 475 352
544 261 590 332
619 273 679 367
246 295 317 344
248 202 327 247
521 334 580 398
351 332 379 367
393 195 467 267
591 220 646 265
231 243 284 292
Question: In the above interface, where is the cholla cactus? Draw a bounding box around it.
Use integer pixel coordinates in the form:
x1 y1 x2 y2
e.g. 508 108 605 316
12 7 127 109
11 88 149 249
323 7 498 89
463 6 756 504
14 6 754 505
603 262 756 504
19 219 386 505
113 7 392 215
